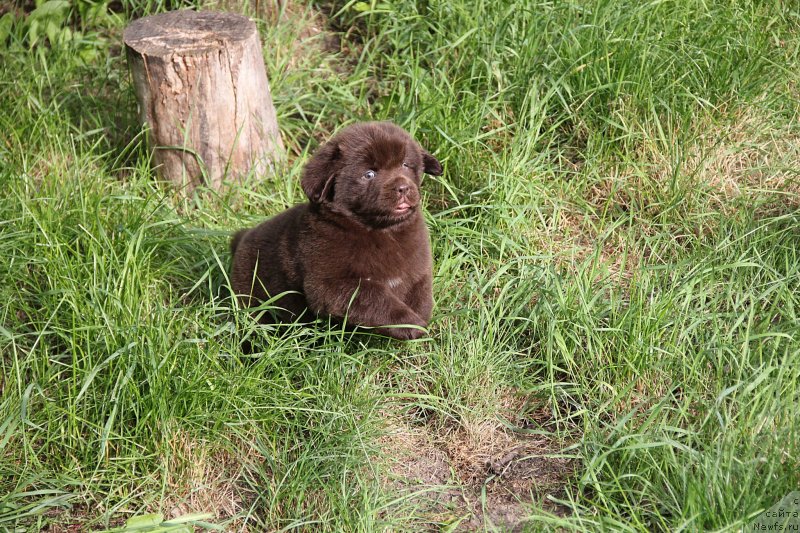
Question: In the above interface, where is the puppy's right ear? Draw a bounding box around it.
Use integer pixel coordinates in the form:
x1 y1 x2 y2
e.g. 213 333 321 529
302 141 340 203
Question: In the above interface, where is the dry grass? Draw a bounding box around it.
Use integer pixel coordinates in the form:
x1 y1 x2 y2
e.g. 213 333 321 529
527 102 800 290
377 393 576 531
621 103 800 215
162 431 258 526
525 205 642 286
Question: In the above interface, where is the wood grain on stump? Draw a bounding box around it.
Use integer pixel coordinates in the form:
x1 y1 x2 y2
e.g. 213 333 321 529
124 10 283 192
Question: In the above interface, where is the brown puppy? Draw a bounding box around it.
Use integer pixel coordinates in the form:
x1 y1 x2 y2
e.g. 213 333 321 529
230 122 442 340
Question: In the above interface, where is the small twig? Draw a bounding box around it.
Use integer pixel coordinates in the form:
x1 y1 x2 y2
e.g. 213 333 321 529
488 446 523 475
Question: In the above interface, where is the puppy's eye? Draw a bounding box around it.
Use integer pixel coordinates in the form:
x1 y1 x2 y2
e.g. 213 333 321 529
364 170 376 180
402 162 411 168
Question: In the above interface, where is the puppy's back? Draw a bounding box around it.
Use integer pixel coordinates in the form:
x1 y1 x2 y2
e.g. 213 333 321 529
230 229 247 256
230 205 309 317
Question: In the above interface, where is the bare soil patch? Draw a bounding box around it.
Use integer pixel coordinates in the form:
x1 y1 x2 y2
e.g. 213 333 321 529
379 403 576 531
162 431 259 529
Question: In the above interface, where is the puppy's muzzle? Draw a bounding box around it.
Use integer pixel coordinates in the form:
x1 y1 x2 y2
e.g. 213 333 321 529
389 177 418 213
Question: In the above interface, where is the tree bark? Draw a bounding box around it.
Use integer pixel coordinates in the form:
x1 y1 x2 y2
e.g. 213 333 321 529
124 10 283 193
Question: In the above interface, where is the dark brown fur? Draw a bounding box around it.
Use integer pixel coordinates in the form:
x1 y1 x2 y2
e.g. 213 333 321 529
230 122 443 340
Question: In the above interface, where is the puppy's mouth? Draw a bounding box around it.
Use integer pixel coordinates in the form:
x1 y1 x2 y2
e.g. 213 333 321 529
394 201 415 215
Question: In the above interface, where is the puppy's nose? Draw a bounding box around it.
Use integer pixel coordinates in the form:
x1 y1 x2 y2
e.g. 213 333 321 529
395 184 410 196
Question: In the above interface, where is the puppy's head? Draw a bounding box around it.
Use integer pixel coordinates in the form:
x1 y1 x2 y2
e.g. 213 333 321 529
301 122 442 227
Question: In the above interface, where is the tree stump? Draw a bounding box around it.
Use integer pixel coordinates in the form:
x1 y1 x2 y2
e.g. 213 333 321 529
124 10 283 193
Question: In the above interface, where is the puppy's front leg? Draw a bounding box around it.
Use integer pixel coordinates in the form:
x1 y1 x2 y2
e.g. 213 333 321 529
404 276 433 324
305 279 427 340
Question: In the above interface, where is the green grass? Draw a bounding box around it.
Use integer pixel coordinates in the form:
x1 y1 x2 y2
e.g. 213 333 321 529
1 0 799 530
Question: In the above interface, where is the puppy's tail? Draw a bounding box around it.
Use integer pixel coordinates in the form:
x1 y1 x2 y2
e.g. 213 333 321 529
230 229 248 256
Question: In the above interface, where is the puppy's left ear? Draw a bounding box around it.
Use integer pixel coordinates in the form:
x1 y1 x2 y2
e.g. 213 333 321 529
422 151 443 176
302 141 340 203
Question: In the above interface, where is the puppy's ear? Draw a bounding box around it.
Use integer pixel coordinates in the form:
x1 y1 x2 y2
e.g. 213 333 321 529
422 151 443 176
302 141 340 203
